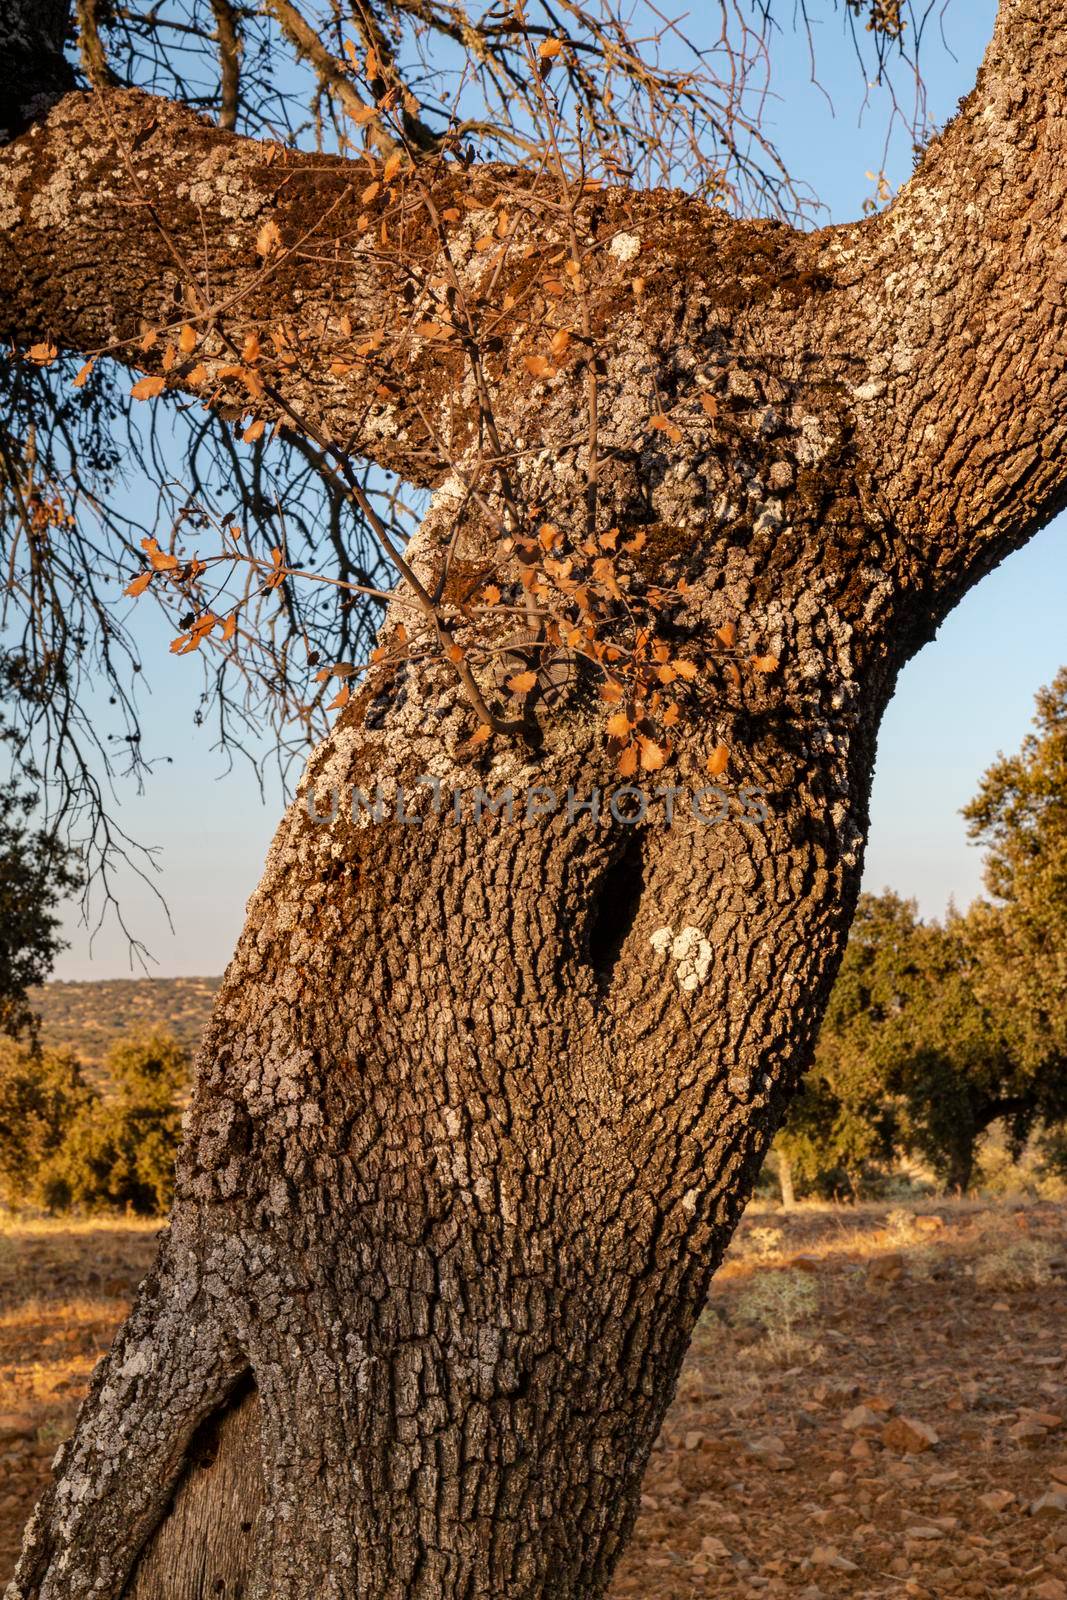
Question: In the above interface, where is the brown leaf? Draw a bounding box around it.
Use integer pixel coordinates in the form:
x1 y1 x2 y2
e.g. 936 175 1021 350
124 571 153 598
638 738 667 772
751 654 779 673
131 375 165 401
539 37 563 59
706 743 729 776
256 218 282 257
73 359 95 388
27 342 58 365
508 670 537 694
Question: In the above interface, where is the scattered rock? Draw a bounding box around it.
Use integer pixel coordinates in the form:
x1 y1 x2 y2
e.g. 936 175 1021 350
1011 1417 1049 1446
979 1488 1017 1513
843 1404 884 1432
882 1415 939 1454
811 1545 858 1571
0 1418 34 1448
867 1253 905 1283
1031 1491 1067 1520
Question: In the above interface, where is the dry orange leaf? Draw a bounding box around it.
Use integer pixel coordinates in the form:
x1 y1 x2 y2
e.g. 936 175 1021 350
73 359 95 388
650 413 683 444
673 659 699 681
699 393 719 418
751 654 779 673
383 152 403 183
481 584 502 606
362 180 382 205
605 711 632 739
124 571 153 598
327 683 351 711
131 375 165 400
706 743 729 776
550 329 573 358
524 355 557 379
468 723 492 747
539 37 563 58
242 332 261 363
187 364 208 387
638 738 667 772
179 323 197 354
256 218 282 257
27 342 58 365
442 206 462 222
243 418 265 443
715 621 738 648
222 614 237 641
351 105 379 126
617 745 639 777
508 670 538 694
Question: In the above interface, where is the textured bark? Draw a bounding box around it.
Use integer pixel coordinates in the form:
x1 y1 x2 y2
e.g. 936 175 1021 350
4 2 1067 1596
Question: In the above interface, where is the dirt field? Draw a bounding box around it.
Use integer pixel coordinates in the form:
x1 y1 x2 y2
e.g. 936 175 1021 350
1 1201 1065 1597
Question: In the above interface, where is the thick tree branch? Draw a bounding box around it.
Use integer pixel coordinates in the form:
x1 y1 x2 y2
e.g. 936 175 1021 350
833 0 1067 617
0 88 833 494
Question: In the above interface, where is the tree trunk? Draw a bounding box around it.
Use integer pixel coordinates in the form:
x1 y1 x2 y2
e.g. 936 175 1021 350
6 0 1067 1594
9 466 885 1599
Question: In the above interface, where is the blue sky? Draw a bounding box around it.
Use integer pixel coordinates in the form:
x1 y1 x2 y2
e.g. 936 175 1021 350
50 0 1066 979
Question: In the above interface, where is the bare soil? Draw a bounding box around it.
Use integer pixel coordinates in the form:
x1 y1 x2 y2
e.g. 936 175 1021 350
1 1200 1064 1598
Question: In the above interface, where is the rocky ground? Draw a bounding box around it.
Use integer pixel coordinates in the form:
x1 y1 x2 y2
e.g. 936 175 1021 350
0 1200 1064 1597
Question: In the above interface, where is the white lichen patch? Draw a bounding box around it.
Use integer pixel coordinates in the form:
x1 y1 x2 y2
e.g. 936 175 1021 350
649 924 713 991
609 231 642 264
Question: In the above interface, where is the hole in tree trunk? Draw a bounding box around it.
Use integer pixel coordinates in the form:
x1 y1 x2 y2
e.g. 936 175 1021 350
586 830 647 984
122 1374 263 1600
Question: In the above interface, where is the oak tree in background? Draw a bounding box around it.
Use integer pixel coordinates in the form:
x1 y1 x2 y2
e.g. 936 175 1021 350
777 891 1067 1197
0 657 83 1041
964 668 1067 1077
2 1 1067 1596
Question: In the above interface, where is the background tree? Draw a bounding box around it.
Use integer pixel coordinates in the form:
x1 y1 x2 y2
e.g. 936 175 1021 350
0 1031 187 1214
3 2 1067 1598
777 892 1067 1196
0 656 83 1040
963 667 1067 1075
0 1040 94 1210
51 1033 189 1214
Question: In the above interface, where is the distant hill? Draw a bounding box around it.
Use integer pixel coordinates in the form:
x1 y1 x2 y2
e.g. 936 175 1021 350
29 978 222 1067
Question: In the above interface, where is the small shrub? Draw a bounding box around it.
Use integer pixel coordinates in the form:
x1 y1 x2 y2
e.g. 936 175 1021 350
735 1269 819 1338
972 1238 1055 1291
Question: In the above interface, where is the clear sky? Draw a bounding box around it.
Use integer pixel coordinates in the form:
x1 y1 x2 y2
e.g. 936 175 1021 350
49 0 1066 979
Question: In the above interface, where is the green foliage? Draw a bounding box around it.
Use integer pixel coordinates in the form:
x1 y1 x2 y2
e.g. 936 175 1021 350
963 668 1067 1075
0 1038 95 1209
777 887 1065 1197
1 662 84 1040
0 1031 188 1216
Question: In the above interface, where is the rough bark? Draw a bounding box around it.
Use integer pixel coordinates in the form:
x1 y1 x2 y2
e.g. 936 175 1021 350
3 1 1067 1596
